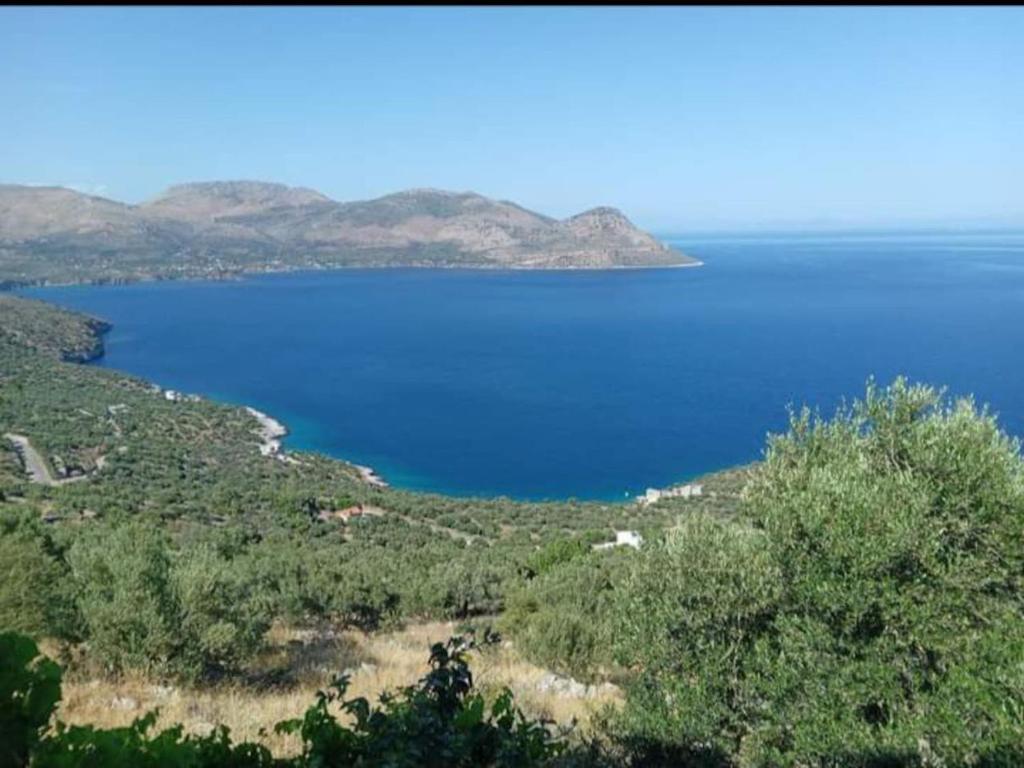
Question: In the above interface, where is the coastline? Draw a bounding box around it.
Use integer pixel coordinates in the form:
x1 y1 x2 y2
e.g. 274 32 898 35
510 259 703 272
239 400 681 499
55 303 636 501
243 405 389 486
353 463 389 488
1 257 703 292
244 406 287 458
17 284 719 503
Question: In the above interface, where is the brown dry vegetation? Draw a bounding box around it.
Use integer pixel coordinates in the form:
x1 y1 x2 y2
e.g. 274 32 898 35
50 621 623 757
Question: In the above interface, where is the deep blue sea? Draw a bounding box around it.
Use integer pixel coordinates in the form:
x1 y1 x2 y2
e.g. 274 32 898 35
23 232 1024 501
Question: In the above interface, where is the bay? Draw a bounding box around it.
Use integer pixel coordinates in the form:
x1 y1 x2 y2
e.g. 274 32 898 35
24 231 1024 500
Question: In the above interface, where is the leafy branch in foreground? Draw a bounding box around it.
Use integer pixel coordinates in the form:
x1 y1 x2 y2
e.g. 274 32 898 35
276 631 564 767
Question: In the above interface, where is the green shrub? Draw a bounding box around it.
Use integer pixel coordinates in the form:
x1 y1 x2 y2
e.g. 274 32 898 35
33 714 276 768
608 513 780 763
611 378 1024 766
504 550 627 679
172 545 273 678
0 507 77 640
523 539 591 579
68 524 272 681
420 553 508 620
68 523 182 677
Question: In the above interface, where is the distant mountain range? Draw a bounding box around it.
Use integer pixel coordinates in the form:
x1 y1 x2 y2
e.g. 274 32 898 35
0 181 695 286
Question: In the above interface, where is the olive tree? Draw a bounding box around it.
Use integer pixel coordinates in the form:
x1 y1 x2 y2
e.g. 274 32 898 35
612 379 1024 766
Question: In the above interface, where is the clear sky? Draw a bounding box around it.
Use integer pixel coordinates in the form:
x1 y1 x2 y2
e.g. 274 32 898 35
2 6 1021 231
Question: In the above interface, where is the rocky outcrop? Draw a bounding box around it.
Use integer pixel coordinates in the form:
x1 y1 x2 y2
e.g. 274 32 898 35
0 294 110 362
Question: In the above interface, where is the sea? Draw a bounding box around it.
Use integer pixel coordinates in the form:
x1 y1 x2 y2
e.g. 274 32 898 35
23 231 1024 501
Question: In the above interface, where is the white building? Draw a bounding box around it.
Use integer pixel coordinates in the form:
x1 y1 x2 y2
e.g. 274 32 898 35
594 530 644 551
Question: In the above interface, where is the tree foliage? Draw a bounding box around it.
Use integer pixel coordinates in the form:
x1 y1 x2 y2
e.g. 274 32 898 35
0 507 77 641
67 524 272 681
611 379 1024 766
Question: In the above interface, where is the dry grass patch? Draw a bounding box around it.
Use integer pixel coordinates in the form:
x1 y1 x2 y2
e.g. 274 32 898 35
54 621 622 756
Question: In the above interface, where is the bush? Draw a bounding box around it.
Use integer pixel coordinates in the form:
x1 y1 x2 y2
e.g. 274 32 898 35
421 553 508 620
0 507 77 641
68 523 183 678
523 539 590 579
504 550 627 679
611 379 1024 766
172 545 273 677
608 514 780 763
68 524 272 681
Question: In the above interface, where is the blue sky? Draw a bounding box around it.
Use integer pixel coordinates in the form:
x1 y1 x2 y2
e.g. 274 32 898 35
2 6 1021 231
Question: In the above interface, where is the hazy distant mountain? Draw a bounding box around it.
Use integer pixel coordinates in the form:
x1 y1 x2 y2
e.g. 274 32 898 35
0 181 694 285
143 180 333 220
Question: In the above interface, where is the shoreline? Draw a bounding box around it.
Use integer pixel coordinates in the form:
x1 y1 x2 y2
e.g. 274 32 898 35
243 405 389 486
353 463 389 488
241 400 690 500
17 287 715 504
244 406 288 458
2 258 703 292
511 260 703 272
67 310 661 502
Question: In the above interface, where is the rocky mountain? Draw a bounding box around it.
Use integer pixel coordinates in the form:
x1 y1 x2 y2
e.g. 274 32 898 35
0 181 695 285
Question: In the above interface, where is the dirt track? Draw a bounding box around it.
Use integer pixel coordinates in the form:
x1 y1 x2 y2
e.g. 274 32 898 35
4 433 89 486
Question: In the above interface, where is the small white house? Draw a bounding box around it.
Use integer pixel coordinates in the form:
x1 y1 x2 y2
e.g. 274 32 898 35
594 530 644 551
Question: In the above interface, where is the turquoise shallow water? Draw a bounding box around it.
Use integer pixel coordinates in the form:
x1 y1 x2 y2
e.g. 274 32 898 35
24 231 1024 500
